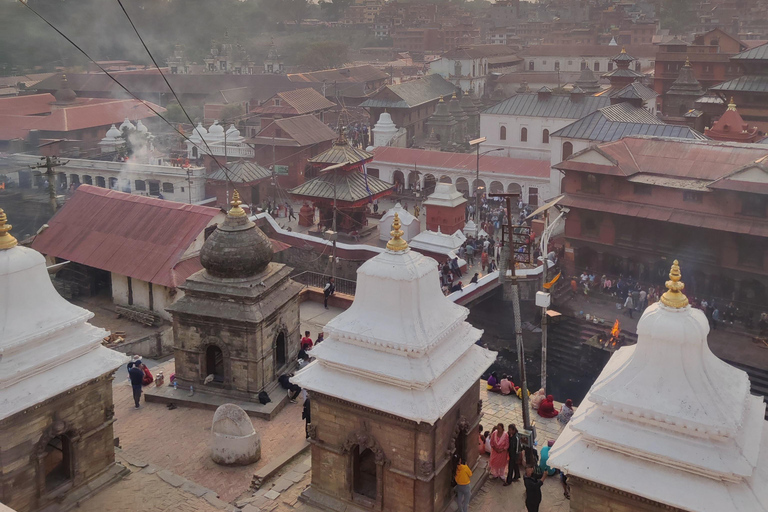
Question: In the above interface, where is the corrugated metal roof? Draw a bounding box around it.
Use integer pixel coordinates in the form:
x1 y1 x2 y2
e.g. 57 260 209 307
356 99 410 109
288 170 393 203
482 93 610 119
250 115 338 147
732 43 768 61
208 160 271 183
442 45 521 59
370 146 552 178
552 104 706 142
711 75 768 93
610 82 658 101
361 75 456 109
31 185 221 288
520 44 656 58
288 65 388 84
276 88 336 114
601 68 645 79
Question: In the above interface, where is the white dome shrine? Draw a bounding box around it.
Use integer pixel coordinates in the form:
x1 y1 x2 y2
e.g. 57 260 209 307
207 120 225 141
135 119 148 134
104 124 122 140
119 117 135 132
293 214 496 424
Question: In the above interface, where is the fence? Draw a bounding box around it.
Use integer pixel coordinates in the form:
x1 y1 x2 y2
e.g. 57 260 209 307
291 271 357 296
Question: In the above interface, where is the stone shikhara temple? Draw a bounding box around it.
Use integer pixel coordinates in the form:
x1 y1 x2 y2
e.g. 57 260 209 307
0 208 126 512
293 214 496 512
551 261 768 511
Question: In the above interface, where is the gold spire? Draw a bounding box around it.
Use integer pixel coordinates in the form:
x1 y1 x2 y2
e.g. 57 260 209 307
0 208 18 250
438 96 445 103
452 91 458 100
386 213 408 252
685 56 691 66
660 259 689 309
727 97 737 111
621 46 627 54
229 189 246 218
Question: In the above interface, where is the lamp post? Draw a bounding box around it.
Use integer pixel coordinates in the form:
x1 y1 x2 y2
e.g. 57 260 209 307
469 137 503 223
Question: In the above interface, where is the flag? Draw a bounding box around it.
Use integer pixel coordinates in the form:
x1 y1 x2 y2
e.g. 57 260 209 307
362 162 373 202
543 271 561 289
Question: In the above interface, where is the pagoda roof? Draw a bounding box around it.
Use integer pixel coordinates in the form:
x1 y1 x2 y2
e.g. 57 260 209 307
601 68 644 79
574 66 602 94
208 159 271 183
705 101 761 142
609 82 658 101
612 47 636 62
307 138 373 166
288 169 392 204
731 42 768 61
667 60 705 96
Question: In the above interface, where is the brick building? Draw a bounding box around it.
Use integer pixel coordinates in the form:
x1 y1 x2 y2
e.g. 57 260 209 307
711 42 768 132
249 88 336 130
293 221 495 512
554 136 768 308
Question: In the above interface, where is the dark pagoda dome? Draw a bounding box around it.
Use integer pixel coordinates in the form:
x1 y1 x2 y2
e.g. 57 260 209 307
53 74 77 104
200 190 273 279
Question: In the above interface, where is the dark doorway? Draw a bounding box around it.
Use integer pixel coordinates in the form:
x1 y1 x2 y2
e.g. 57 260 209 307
43 435 72 491
206 345 225 383
275 332 286 368
353 447 377 500
454 427 468 463
251 185 260 206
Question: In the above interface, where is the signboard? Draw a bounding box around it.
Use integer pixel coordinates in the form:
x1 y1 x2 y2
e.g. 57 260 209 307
275 165 289 176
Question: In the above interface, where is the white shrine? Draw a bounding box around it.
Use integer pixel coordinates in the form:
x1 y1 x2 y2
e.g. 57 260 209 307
293 214 495 511
371 112 405 148
378 202 420 243
186 120 254 160
550 260 768 512
0 208 127 512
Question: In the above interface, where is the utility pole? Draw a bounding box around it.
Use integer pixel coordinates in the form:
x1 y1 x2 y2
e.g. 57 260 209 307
186 167 193 204
30 156 68 214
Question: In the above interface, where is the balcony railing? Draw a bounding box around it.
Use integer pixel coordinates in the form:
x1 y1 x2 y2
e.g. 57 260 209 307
291 271 357 296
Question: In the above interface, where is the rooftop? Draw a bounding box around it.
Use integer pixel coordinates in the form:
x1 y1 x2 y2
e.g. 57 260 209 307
441 44 520 60
360 74 457 109
483 92 611 119
30 185 222 288
251 88 335 115
249 114 338 147
288 64 388 84
731 42 768 61
520 44 657 58
208 159 271 183
288 168 392 204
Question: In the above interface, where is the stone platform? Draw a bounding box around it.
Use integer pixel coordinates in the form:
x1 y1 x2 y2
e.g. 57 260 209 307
144 383 288 421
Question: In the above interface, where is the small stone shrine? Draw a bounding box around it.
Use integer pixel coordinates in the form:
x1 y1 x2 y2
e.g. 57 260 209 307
0 208 126 512
550 261 768 512
167 191 303 410
293 214 496 512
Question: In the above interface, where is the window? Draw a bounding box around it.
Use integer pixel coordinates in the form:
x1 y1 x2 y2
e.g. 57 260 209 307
581 217 599 237
274 98 281 106
162 182 174 193
353 447 378 500
83 175 93 185
608 62 614 71
581 61 587 70
148 180 160 196
633 183 652 195
109 177 118 189
135 180 146 191
581 173 600 194
683 191 703 203
741 194 767 217
520 127 527 142
529 61 534 71
96 176 106 188
554 61 560 71
542 129 549 144
562 141 573 159
594 61 600 72
499 126 507 140
738 241 763 268
529 187 539 207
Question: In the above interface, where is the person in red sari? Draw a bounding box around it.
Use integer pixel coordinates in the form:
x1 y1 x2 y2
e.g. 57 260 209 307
537 394 559 418
488 423 509 479
138 362 153 386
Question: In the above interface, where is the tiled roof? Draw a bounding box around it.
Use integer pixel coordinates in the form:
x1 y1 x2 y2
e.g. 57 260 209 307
30 185 221 288
483 93 610 119
601 68 645 79
255 115 338 147
552 103 706 142
308 140 373 165
0 93 55 115
371 146 552 179
711 75 768 93
731 43 768 61
288 65 388 84
208 160 271 183
360 74 456 109
609 82 658 101
442 45 520 60
520 44 657 58
288 170 392 203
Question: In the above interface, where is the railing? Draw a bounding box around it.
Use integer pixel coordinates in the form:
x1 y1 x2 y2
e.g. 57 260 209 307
292 271 357 296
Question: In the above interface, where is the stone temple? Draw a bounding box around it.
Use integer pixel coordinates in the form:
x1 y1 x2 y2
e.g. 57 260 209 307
167 190 303 413
0 208 126 512
293 214 496 512
550 260 768 511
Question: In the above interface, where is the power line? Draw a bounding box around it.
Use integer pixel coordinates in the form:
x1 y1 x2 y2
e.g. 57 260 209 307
16 0 235 187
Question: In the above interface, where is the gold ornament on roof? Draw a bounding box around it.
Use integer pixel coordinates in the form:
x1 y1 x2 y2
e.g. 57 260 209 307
727 97 737 111
229 189 246 218
660 259 689 309
0 208 18 250
621 46 627 54
386 213 408 252
685 56 691 66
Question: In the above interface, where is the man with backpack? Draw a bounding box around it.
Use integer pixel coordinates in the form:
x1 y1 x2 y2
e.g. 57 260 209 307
323 277 335 309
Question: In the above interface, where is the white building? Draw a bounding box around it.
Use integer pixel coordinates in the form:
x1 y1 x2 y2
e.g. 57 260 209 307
369 145 554 206
31 186 225 322
186 120 254 160
549 261 768 511
480 90 610 160
428 45 523 96
378 203 420 243
520 44 656 74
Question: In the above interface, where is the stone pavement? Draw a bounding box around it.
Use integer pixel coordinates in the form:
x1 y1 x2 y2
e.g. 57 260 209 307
479 381 567 447
300 301 344 341
112 359 305 503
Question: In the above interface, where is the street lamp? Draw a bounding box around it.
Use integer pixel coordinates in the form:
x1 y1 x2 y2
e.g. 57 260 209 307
469 137 503 222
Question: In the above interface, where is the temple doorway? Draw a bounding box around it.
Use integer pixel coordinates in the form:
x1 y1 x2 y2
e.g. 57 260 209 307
206 345 225 383
353 447 377 500
275 332 286 369
43 435 72 492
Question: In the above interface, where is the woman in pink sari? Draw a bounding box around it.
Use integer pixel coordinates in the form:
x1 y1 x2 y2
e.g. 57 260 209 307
488 423 509 480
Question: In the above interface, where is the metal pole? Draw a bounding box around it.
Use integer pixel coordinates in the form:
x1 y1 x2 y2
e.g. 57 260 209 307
186 168 192 204
540 212 549 394
331 168 337 281
475 142 480 222
512 280 532 431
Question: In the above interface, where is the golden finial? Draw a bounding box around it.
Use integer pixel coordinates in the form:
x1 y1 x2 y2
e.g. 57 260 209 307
386 213 408 252
621 46 627 54
0 208 18 251
685 56 691 66
229 189 246 218
727 97 737 111
452 91 458 99
439 96 445 103
660 260 689 309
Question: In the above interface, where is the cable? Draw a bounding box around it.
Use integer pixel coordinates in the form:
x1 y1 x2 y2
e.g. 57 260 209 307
16 0 235 187
114 0 234 186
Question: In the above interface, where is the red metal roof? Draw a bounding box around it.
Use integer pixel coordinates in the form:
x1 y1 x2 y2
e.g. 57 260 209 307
31 185 220 288
371 146 551 179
